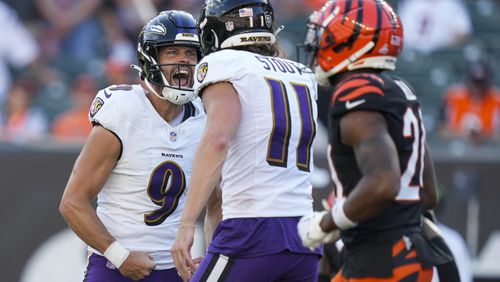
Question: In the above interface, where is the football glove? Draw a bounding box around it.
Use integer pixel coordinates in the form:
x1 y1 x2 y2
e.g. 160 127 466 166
298 211 340 250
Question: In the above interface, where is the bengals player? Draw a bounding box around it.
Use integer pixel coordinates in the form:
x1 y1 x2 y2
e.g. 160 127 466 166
297 1 459 281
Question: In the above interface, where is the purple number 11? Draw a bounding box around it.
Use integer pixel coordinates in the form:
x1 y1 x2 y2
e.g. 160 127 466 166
266 78 316 172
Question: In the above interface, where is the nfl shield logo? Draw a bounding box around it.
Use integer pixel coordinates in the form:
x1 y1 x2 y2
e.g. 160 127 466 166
265 14 272 28
170 131 177 142
225 21 234 32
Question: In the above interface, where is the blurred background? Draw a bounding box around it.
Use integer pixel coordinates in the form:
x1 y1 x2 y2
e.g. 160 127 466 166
0 0 499 281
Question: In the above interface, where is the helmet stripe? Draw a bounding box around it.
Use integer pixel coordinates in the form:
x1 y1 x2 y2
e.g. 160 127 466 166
342 0 353 24
345 0 363 49
175 12 186 33
383 2 398 30
369 0 383 53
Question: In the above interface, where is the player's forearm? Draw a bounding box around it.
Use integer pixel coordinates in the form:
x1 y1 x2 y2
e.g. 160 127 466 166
345 172 399 221
319 172 397 233
204 185 222 246
204 207 222 247
60 196 115 253
345 132 400 222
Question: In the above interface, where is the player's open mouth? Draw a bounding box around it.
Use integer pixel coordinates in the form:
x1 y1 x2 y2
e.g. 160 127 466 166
171 69 191 88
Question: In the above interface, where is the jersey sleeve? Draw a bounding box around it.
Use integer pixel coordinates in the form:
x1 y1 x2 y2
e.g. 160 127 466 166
193 50 244 96
330 73 389 116
88 85 137 139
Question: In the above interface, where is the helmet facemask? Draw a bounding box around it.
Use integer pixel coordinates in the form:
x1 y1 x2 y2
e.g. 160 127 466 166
296 10 328 71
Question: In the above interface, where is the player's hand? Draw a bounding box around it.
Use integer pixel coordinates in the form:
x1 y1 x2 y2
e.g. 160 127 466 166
118 251 156 281
172 226 196 282
298 211 340 249
192 256 203 272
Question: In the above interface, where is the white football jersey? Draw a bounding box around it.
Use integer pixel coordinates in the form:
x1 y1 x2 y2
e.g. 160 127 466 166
194 50 318 219
87 84 206 269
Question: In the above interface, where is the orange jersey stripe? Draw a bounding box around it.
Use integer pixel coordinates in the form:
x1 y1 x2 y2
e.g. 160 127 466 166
405 250 417 260
337 78 372 93
332 74 385 105
392 239 406 257
338 85 384 102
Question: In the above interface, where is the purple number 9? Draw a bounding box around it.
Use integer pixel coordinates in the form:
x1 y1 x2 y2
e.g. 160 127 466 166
144 161 186 226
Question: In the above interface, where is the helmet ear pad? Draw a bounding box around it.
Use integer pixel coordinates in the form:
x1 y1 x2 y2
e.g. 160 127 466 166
199 21 225 55
199 29 215 55
148 65 163 84
141 43 163 84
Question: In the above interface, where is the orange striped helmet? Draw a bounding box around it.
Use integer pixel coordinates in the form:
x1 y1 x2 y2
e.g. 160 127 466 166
300 0 403 85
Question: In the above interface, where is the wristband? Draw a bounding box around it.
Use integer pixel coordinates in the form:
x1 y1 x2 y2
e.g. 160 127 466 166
104 241 130 268
331 199 358 230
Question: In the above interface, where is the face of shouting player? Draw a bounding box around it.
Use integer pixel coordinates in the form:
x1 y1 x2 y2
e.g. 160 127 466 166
158 46 198 89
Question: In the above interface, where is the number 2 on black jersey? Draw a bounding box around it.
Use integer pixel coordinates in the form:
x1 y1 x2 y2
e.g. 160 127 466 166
396 79 426 201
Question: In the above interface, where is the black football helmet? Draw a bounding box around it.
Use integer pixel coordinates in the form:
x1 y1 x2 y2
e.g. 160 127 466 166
198 0 275 55
136 10 201 104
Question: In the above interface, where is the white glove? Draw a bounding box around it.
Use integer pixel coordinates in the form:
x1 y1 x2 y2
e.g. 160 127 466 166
297 211 340 249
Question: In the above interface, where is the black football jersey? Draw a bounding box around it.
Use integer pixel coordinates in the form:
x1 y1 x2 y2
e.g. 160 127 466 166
328 72 426 246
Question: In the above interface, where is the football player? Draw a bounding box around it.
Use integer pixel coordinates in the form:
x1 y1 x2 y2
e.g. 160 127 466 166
171 0 321 281
59 10 221 282
296 1 457 281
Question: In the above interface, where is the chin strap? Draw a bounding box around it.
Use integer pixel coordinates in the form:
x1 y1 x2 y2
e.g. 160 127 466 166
143 77 168 100
274 25 285 36
130 64 145 80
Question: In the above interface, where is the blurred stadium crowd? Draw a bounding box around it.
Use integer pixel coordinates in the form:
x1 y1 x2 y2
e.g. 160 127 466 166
0 0 499 146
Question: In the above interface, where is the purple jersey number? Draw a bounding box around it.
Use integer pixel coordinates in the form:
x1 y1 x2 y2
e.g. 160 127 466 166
266 78 316 172
144 161 186 226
